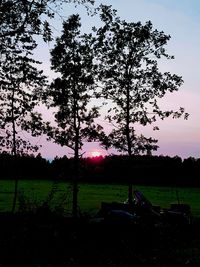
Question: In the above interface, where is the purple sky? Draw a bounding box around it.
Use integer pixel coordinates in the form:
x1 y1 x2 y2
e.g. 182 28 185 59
33 0 200 159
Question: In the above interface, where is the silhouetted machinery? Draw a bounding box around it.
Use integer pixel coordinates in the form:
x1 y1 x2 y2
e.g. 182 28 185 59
97 190 191 226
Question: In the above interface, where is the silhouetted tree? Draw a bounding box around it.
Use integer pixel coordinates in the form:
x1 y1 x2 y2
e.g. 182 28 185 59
0 27 47 213
47 14 102 217
94 5 188 203
0 0 94 213
0 0 94 40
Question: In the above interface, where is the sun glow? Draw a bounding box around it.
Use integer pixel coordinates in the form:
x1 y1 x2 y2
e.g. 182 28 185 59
91 151 101 157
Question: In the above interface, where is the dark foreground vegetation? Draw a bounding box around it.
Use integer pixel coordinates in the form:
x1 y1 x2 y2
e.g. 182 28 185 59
0 212 199 267
1 152 200 186
0 151 200 267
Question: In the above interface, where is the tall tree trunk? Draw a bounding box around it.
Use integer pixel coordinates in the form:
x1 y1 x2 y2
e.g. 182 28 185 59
11 86 18 213
126 85 133 204
72 138 79 217
72 93 79 217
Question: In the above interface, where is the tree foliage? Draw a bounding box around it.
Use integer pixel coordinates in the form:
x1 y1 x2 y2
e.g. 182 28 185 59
49 14 101 152
47 14 102 216
0 0 95 154
94 5 188 156
0 0 94 40
0 28 46 154
0 0 94 213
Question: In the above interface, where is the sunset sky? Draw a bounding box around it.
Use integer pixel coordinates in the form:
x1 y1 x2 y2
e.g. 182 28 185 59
34 0 200 159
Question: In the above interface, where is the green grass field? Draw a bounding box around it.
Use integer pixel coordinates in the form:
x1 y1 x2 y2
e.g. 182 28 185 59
0 180 200 216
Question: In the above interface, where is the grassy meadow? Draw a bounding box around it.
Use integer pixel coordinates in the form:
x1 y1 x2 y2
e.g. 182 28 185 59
0 180 200 216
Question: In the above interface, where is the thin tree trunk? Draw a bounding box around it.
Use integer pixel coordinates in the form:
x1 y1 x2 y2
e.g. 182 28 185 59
126 85 133 204
72 140 79 217
11 86 18 213
12 179 18 213
72 88 79 217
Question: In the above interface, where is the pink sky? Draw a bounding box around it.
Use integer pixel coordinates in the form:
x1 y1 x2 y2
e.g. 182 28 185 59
33 0 200 159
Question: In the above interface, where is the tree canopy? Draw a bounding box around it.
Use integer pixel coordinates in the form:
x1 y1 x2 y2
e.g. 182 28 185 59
47 14 102 216
49 14 101 154
94 5 188 156
0 0 94 40
0 29 46 154
0 0 95 155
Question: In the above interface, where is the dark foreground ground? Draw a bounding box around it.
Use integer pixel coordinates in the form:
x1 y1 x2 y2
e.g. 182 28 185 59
0 213 199 267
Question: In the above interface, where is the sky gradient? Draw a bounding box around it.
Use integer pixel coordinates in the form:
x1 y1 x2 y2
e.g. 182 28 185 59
34 0 200 159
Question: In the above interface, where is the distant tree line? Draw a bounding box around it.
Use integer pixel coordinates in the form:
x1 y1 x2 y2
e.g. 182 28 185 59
0 152 200 187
